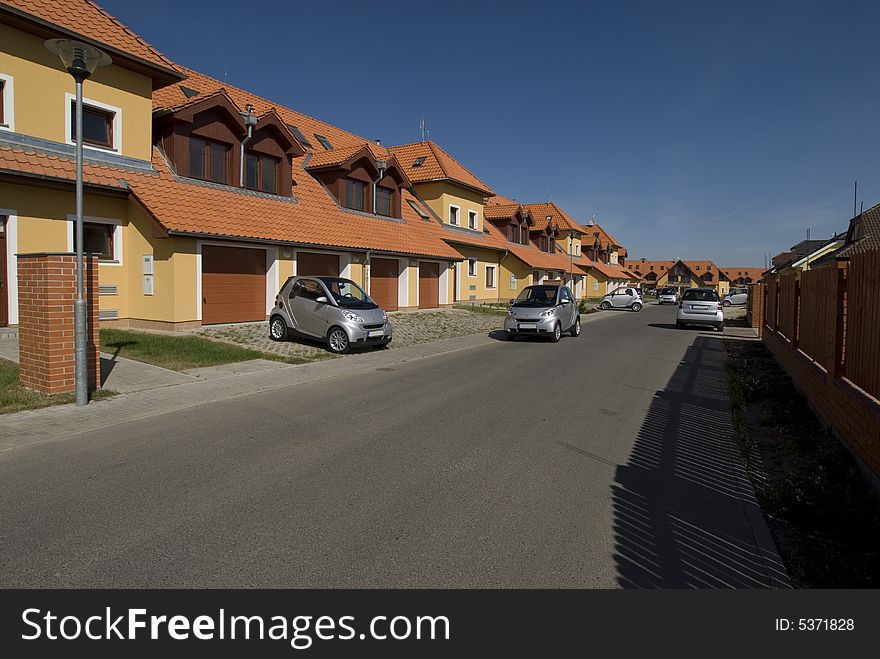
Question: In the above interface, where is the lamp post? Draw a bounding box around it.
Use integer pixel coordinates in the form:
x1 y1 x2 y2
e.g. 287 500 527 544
568 228 577 294
45 39 111 406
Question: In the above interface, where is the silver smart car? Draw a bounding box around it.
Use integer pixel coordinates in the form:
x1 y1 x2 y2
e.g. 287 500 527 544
503 284 580 342
269 276 392 354
676 287 724 331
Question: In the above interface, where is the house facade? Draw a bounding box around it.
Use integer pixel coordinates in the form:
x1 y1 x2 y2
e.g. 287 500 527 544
1 0 464 329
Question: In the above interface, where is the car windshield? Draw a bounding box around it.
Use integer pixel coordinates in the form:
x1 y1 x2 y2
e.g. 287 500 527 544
682 289 720 302
514 285 559 307
319 278 378 309
660 288 675 295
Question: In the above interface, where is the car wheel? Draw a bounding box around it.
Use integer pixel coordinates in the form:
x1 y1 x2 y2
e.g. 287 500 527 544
551 322 562 343
631 301 642 312
722 300 731 307
715 322 725 332
326 326 351 354
570 316 581 337
599 301 610 310
269 315 288 341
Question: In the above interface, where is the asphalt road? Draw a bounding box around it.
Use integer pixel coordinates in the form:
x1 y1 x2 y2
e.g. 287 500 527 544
0 304 786 588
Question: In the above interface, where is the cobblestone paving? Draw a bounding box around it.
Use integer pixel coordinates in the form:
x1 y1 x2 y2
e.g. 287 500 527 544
196 309 505 358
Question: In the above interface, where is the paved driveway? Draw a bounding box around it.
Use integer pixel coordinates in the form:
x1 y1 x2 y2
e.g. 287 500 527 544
196 308 504 359
0 303 785 588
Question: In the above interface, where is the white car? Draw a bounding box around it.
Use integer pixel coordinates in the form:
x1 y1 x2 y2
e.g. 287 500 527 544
722 288 748 307
657 287 678 305
599 287 643 312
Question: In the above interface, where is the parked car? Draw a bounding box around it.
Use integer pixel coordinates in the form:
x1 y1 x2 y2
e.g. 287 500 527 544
657 287 678 305
676 287 724 331
722 287 748 307
504 284 580 342
269 276 392 354
599 287 643 312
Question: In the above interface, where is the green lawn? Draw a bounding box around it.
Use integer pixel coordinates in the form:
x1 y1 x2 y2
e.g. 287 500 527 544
0 359 114 414
100 328 311 371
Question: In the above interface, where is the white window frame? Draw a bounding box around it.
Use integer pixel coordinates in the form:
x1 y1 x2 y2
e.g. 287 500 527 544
64 93 122 154
66 215 123 266
467 258 477 277
0 73 14 132
467 209 478 230
1 209 18 325
485 265 496 289
448 204 460 226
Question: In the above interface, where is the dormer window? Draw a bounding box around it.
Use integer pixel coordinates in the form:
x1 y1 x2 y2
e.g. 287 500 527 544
246 151 279 193
345 178 367 211
190 137 229 184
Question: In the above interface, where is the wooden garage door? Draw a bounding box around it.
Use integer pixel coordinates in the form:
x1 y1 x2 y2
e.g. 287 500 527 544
370 257 398 311
202 245 266 325
297 252 340 277
418 261 440 309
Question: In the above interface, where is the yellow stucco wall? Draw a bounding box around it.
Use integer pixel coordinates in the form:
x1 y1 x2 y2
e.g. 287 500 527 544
0 24 154 161
453 245 504 302
414 181 485 231
499 255 531 301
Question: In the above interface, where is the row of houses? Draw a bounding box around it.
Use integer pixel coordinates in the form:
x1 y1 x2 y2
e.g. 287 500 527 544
625 259 764 297
0 0 647 331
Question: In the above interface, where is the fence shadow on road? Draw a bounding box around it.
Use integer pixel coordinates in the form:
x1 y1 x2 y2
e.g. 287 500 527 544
612 335 790 588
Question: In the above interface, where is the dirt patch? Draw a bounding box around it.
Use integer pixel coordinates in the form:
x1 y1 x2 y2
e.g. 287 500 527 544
724 339 880 587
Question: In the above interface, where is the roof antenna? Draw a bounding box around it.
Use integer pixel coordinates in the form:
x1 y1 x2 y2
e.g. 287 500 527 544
545 187 552 201
224 64 228 83
860 201 864 214
420 117 429 142
806 227 810 240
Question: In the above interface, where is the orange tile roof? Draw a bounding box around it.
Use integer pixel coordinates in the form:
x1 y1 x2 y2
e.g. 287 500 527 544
580 261 634 280
304 144 373 170
683 260 729 279
487 193 519 206
628 259 673 275
0 143 462 260
484 203 525 221
481 222 572 271
1 0 181 83
388 141 494 196
724 267 765 281
524 202 584 234
581 222 623 249
153 67 370 154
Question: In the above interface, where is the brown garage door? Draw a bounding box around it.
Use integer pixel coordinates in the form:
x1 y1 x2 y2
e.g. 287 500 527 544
202 245 266 324
370 257 398 311
418 261 440 309
297 252 340 277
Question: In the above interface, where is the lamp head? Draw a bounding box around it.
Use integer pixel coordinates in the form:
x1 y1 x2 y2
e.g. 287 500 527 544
46 39 111 81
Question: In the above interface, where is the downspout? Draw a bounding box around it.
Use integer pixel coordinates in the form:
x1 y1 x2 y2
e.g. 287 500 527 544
364 250 371 292
240 104 257 188
373 159 387 214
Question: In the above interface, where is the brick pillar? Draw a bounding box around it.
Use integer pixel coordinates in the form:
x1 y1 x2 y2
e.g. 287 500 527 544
17 253 100 395
748 283 765 337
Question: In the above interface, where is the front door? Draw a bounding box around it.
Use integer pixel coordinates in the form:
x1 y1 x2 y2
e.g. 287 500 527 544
0 217 7 327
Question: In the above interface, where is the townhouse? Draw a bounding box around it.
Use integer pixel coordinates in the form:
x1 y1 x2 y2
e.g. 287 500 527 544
0 0 639 329
628 258 731 296
725 267 766 286
0 0 465 329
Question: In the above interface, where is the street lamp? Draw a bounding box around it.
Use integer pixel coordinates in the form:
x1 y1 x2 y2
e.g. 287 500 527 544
45 39 111 406
567 228 577 293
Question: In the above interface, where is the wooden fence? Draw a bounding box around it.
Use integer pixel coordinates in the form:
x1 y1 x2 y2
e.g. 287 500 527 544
758 250 880 482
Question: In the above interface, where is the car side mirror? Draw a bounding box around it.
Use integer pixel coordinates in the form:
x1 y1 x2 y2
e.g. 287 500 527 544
316 296 328 304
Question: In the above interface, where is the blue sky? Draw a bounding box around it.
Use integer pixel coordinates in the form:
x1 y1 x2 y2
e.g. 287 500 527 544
103 0 880 267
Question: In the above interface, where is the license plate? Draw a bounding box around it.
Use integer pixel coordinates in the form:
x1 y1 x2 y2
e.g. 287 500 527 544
367 330 383 337
692 305 707 310
519 323 537 330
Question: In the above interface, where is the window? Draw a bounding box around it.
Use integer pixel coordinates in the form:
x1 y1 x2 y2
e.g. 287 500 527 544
406 199 431 220
189 137 229 184
413 156 426 167
345 179 366 210
485 265 496 289
0 79 6 127
246 151 280 193
74 222 114 260
449 205 460 226
468 210 478 230
315 134 333 150
293 279 323 301
70 101 114 148
376 186 394 216
467 258 477 277
520 224 527 245
287 124 313 147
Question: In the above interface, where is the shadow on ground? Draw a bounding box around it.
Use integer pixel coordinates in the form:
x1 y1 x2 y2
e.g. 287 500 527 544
612 335 790 588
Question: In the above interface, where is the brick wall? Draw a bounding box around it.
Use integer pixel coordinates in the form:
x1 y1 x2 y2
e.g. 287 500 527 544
17 253 100 395
747 282 765 336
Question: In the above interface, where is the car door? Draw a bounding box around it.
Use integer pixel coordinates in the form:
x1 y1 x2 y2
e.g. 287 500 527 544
611 289 627 308
290 278 331 338
734 289 748 305
560 287 575 327
623 288 636 307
